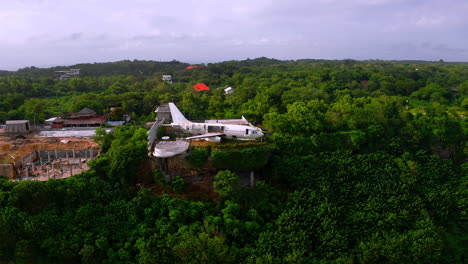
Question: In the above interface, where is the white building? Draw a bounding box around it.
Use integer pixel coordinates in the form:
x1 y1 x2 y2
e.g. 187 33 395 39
224 87 234 94
55 69 80 80
162 75 172 84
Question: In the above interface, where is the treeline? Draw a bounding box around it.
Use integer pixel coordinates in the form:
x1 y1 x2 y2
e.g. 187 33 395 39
0 60 190 78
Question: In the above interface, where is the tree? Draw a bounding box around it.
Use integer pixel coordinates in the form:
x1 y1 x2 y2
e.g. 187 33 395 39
172 231 234 263
213 170 240 198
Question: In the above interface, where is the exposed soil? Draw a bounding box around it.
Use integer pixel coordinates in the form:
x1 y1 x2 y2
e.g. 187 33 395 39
0 135 99 164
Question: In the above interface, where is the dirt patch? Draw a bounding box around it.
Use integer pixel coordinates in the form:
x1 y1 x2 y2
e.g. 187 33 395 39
0 135 98 164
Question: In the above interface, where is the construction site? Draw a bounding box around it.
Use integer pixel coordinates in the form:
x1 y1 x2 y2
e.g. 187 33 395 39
0 134 100 181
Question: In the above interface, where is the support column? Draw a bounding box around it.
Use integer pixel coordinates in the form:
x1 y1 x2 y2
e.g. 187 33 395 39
250 170 255 187
48 151 51 163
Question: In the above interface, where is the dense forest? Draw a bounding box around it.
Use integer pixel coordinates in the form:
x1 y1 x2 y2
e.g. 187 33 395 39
0 58 466 263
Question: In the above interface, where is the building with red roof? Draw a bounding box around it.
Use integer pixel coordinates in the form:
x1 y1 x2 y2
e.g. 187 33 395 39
193 83 210 91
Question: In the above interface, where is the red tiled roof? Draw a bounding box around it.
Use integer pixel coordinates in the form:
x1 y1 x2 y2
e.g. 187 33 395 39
193 83 210 91
186 65 202 69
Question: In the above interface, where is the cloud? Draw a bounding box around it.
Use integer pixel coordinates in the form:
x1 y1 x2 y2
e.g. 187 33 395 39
432 44 466 53
0 0 467 70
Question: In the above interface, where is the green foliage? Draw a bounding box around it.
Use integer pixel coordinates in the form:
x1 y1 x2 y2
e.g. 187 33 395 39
213 170 240 198
156 125 167 139
93 128 114 153
172 230 234 263
153 168 166 185
0 59 467 263
105 126 148 185
257 151 466 263
185 148 210 168
171 176 189 194
211 145 271 171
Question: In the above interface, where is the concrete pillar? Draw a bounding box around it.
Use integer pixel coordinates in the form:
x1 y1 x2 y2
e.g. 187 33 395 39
78 156 82 169
55 149 58 160
48 151 51 163
25 166 29 178
70 165 73 177
47 168 50 179
250 170 255 187
72 149 75 159
52 163 55 178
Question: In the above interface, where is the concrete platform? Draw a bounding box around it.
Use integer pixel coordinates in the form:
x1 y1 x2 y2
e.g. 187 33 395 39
153 140 189 158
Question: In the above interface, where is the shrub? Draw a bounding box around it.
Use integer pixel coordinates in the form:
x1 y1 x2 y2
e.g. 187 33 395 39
211 146 271 171
185 148 210 168
171 176 189 194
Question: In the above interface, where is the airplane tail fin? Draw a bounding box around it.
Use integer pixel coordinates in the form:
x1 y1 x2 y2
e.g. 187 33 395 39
169 103 189 123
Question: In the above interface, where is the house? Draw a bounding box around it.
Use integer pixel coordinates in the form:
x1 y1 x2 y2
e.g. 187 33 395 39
51 118 105 128
162 75 172 84
55 69 80 80
69 107 97 119
185 65 202 70
5 120 30 134
224 87 234 94
45 117 59 124
50 108 105 128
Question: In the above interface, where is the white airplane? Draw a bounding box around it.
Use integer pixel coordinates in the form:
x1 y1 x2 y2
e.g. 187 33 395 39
168 103 263 142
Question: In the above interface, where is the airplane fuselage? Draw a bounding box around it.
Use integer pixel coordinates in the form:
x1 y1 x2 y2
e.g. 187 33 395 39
171 121 263 140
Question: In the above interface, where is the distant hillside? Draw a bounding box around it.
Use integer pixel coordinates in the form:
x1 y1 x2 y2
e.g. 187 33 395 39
2 57 467 79
0 57 290 78
0 60 191 78
0 70 13 77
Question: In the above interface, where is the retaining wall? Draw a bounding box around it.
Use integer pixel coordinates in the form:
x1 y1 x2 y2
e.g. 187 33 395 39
0 164 15 178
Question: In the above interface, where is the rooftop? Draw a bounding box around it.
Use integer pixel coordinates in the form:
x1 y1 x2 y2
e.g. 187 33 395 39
74 107 96 115
155 104 171 113
6 120 29 125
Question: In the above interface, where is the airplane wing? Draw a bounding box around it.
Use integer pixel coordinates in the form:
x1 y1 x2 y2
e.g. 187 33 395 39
186 133 225 140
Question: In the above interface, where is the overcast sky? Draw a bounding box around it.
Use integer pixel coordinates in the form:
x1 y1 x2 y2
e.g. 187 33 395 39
1 0 467 70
